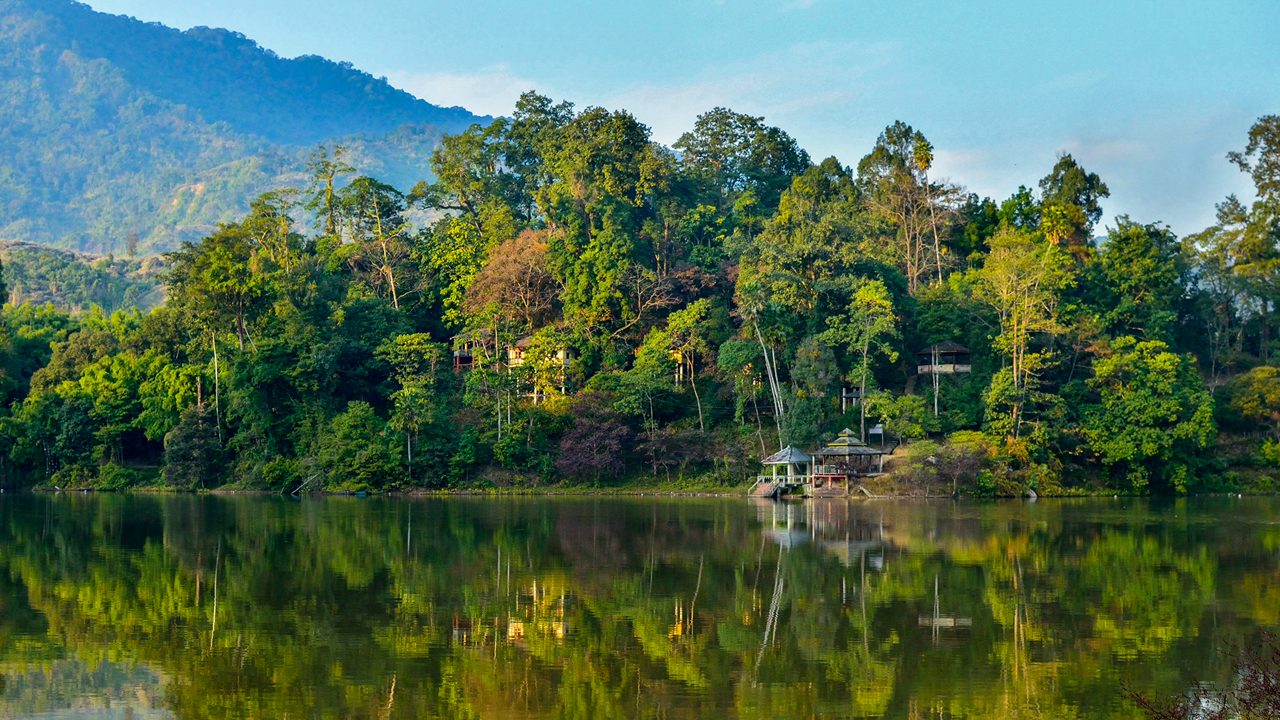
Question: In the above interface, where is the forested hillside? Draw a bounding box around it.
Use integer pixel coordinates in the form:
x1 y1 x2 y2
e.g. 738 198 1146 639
0 0 483 253
0 242 164 312
1 95 1277 495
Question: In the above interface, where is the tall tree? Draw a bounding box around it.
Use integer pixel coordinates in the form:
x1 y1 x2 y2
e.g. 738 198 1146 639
664 298 715 431
673 107 810 213
464 229 557 333
1039 153 1110 233
857 121 955 293
539 105 672 335
1187 198 1251 379
977 228 1074 438
1228 115 1280 202
336 177 412 309
378 333 443 471
166 215 273 350
1096 218 1189 343
821 279 900 441
413 120 520 244
305 145 355 239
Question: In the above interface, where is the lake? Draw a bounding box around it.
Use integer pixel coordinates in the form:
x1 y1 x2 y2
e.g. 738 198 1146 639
0 494 1276 719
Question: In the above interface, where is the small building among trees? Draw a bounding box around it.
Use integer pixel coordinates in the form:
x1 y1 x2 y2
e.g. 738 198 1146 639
916 342 971 375
752 430 889 497
811 428 888 494
507 335 575 401
451 329 494 371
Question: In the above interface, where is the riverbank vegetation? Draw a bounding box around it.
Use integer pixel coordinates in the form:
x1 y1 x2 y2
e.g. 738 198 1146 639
1 98 1278 495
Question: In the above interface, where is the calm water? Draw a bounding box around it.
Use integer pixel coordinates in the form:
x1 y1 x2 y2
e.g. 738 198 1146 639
0 494 1277 719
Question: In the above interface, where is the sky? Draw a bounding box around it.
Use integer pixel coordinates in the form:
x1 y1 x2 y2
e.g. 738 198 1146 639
85 0 1279 235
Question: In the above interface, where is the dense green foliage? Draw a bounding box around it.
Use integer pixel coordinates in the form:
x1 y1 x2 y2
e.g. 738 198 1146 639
1 97 1278 494
0 0 482 253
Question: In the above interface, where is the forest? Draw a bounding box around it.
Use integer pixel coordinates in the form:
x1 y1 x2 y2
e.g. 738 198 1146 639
1 95 1278 495
0 242 164 312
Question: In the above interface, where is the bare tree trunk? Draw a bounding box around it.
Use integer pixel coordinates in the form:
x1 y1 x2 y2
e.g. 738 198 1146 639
212 331 222 443
932 345 940 417
924 172 944 285
751 393 767 455
689 358 705 431
754 323 786 448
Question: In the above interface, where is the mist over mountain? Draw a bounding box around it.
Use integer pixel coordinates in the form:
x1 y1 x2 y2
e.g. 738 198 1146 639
0 0 485 253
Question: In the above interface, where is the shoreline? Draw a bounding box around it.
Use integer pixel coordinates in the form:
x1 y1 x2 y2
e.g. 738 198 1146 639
16 484 1263 500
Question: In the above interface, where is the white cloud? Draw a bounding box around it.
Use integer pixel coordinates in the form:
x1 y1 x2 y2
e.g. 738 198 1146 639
384 65 544 117
603 40 898 147
932 147 1001 194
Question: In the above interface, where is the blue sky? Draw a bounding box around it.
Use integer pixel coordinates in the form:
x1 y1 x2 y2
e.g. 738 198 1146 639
86 0 1278 235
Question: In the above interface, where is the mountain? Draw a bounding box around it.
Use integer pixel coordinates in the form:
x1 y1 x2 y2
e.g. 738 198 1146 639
0 0 486 254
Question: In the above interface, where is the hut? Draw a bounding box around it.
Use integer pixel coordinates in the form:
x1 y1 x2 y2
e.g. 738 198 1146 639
760 446 812 484
451 329 493 371
840 387 862 414
751 446 812 498
916 342 971 375
811 428 888 484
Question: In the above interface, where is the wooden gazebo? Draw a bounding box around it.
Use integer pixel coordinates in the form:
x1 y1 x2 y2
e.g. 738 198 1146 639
811 428 888 492
750 446 813 498
760 446 812 483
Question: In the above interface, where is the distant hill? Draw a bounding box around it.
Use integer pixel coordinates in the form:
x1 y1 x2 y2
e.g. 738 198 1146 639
0 0 486 253
0 241 165 312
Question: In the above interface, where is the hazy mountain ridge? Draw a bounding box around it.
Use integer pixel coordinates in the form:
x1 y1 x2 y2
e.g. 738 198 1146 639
0 0 485 253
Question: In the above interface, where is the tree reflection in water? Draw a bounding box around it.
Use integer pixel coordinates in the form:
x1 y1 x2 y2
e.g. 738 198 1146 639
0 494 1276 719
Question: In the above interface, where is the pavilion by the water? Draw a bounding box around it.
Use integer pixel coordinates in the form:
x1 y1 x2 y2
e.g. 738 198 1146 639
750 429 890 498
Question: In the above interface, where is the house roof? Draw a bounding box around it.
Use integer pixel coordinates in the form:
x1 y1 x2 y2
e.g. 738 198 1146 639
916 341 969 356
813 444 886 457
812 428 887 457
451 328 493 344
762 446 812 465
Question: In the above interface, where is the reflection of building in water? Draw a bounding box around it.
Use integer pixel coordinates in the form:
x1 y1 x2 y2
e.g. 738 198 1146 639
754 499 811 548
752 499 899 570
0 659 172 719
920 575 973 643
452 577 573 649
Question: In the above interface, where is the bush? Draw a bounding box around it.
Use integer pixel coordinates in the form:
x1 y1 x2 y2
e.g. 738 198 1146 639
938 431 994 495
98 462 155 490
555 393 632 484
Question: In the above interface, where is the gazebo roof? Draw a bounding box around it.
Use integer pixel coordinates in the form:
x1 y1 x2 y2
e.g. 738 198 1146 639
762 446 812 465
916 341 969 356
812 429 886 457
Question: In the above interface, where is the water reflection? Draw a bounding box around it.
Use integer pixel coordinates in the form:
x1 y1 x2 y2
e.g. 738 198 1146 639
0 494 1275 719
